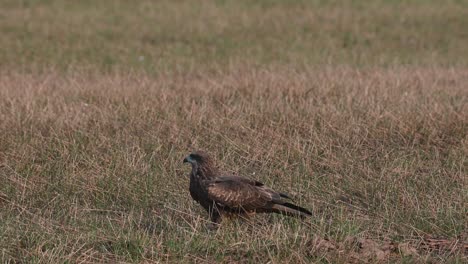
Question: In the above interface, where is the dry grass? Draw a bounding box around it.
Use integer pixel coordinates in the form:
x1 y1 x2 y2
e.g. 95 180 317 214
0 67 466 262
1 0 467 262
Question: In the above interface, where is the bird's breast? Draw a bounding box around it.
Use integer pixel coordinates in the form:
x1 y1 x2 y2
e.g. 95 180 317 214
189 178 206 201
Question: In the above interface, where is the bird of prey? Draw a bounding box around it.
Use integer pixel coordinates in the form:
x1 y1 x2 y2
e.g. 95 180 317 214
183 151 312 227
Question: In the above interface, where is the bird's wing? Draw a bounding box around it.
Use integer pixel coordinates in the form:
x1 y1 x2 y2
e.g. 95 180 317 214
216 175 293 200
215 175 264 186
205 176 274 211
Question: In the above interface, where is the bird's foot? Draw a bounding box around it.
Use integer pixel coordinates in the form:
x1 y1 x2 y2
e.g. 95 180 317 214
206 222 220 231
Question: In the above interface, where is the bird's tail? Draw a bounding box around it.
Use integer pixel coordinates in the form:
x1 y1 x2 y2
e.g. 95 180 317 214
272 202 312 218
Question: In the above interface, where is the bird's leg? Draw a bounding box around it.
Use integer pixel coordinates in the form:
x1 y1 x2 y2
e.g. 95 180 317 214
206 208 221 231
207 217 221 231
210 212 221 224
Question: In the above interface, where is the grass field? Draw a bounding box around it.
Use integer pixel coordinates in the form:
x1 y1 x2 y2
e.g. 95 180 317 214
0 0 467 263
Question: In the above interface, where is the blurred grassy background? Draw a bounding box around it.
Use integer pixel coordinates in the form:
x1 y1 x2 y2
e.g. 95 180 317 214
1 0 468 72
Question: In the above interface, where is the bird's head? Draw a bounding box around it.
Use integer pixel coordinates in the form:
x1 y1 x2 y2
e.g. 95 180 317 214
183 151 210 165
183 151 217 178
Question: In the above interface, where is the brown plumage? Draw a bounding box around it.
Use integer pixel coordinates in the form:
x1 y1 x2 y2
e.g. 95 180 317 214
183 151 312 226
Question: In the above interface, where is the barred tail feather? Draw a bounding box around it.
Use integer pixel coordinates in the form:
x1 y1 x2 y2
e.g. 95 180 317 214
272 202 312 218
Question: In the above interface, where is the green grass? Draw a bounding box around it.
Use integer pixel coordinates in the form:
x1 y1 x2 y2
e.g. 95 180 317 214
1 0 468 72
0 0 467 262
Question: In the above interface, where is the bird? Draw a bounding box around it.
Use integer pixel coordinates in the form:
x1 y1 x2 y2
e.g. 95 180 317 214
183 150 312 228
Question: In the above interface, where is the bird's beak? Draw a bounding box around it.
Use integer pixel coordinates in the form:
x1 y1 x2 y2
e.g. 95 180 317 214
183 157 189 163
